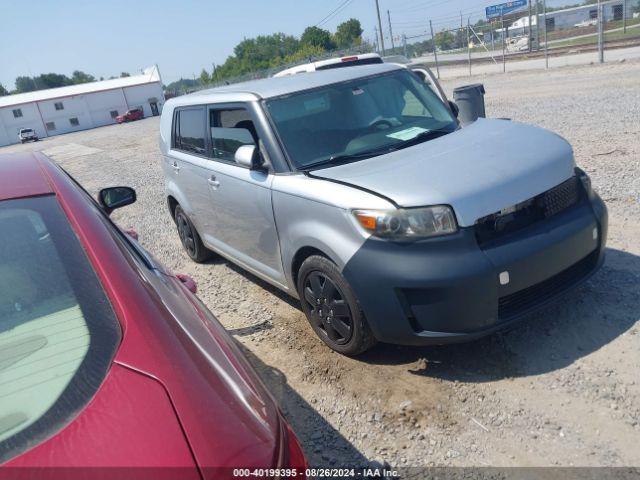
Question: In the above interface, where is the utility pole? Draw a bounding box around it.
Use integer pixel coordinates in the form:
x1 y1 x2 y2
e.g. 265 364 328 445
623 0 627 34
535 0 541 51
373 26 379 53
387 10 395 50
543 0 548 68
375 0 386 55
528 0 533 52
429 20 440 79
597 0 604 63
501 10 506 73
467 17 472 77
402 34 408 58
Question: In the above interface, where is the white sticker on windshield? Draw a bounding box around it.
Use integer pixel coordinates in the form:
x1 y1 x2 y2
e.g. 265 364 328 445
386 126 428 141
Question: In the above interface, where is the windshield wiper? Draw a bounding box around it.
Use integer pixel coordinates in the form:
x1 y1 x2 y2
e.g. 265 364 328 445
302 146 397 170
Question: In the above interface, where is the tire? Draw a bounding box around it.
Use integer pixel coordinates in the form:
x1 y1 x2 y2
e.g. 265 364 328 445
174 205 211 263
297 255 377 356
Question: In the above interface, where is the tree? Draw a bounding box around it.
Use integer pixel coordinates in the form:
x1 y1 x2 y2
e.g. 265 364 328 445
35 73 73 89
199 68 211 85
120 72 131 78
334 19 363 48
434 30 456 51
301 26 335 50
0 83 8 96
15 76 37 93
71 70 96 84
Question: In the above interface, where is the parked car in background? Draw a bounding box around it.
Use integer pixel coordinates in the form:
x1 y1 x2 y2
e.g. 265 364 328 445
116 107 144 123
160 63 607 356
273 53 383 77
18 128 38 143
0 152 306 476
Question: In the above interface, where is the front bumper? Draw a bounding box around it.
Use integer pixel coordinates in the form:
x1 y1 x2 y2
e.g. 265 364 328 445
342 194 608 346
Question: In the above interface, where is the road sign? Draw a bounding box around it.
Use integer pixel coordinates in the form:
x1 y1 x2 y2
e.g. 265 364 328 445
485 0 527 19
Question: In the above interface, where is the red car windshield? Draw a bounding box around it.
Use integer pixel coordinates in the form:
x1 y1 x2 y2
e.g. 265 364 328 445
0 195 121 463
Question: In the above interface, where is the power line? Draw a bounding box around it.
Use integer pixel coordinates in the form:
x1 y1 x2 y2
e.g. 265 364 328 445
316 0 354 27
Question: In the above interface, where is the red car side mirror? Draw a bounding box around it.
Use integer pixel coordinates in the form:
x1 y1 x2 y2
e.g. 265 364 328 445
176 274 197 294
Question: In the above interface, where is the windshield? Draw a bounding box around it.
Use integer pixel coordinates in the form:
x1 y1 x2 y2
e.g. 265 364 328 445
20 129 33 134
265 69 457 169
0 195 120 463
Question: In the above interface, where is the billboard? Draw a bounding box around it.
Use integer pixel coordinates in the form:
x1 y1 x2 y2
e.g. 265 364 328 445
485 0 528 19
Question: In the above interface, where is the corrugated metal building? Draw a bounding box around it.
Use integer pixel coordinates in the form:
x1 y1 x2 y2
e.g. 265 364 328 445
0 65 164 146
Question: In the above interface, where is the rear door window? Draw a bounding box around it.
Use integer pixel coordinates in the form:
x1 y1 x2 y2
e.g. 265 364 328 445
0 195 121 463
174 107 206 155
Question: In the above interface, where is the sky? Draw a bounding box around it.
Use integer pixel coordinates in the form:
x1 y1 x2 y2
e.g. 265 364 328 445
0 0 572 89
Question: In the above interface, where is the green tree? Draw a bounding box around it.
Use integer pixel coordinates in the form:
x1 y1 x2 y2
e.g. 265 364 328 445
434 30 456 51
120 72 131 78
199 68 211 85
15 76 37 93
333 18 363 48
301 26 335 50
0 83 8 96
278 44 326 67
35 73 73 89
71 70 96 84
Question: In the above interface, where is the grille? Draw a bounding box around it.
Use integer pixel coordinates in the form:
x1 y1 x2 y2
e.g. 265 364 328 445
498 249 598 320
475 176 582 246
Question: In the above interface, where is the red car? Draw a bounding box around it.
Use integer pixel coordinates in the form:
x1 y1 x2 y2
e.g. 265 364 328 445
115 108 144 123
0 152 306 478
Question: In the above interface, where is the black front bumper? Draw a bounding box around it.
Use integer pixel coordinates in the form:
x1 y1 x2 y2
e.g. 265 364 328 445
342 194 608 346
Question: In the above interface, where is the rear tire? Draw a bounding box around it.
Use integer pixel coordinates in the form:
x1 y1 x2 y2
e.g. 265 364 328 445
174 205 211 263
297 255 377 356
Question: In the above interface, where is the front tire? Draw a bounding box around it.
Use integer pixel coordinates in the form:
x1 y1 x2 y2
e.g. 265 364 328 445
174 205 211 263
297 255 377 356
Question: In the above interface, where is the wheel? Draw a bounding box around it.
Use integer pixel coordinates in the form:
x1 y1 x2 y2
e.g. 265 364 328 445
297 255 376 356
174 205 211 263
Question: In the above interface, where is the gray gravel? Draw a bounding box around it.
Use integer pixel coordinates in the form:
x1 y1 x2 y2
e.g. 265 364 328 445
2 60 639 469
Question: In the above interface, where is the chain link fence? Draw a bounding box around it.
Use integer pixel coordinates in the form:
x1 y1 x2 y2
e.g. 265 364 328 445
394 0 640 78
164 0 640 97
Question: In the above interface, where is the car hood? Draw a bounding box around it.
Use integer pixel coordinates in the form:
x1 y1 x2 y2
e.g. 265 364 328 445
313 118 576 227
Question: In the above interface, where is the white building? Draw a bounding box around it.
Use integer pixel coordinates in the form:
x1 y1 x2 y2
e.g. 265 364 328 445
0 65 164 147
497 0 635 38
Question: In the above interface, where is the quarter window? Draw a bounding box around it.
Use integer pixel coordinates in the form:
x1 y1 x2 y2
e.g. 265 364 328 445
174 108 206 155
0 196 120 463
12 109 22 118
209 108 257 162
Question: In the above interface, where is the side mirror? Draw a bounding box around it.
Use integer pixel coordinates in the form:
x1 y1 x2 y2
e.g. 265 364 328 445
234 145 264 170
98 186 136 215
448 100 460 118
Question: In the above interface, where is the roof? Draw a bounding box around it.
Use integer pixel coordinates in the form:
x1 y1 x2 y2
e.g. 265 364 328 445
0 152 53 201
0 66 161 109
188 63 403 101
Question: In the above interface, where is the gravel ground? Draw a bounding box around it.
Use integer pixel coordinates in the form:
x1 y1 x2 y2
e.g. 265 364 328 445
2 60 639 470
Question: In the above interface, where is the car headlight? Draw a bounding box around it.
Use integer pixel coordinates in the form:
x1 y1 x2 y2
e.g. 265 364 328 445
352 206 458 239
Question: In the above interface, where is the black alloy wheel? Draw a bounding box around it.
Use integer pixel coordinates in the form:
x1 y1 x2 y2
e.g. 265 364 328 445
174 205 210 263
303 271 353 345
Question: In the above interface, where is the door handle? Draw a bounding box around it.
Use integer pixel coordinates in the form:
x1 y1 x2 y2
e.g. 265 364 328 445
208 175 220 188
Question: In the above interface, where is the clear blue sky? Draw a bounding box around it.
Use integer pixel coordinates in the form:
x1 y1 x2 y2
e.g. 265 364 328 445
0 0 569 89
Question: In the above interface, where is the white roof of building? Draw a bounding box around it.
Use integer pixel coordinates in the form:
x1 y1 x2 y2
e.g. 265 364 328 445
0 65 161 109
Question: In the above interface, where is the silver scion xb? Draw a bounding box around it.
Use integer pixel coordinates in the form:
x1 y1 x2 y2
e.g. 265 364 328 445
159 63 607 356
